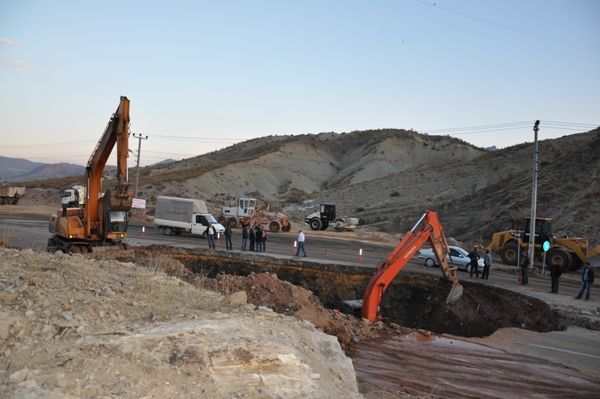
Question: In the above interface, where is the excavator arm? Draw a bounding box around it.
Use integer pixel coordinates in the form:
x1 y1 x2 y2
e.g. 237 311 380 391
362 210 463 321
84 96 133 239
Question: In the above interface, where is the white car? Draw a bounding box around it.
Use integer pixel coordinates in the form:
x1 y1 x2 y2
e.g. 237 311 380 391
417 245 484 272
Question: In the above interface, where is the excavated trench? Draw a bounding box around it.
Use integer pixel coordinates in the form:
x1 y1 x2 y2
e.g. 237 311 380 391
142 246 563 337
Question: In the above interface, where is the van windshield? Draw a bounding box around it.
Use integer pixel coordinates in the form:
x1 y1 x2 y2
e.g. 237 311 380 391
205 215 218 224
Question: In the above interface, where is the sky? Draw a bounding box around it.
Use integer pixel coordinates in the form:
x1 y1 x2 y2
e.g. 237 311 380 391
1 0 599 167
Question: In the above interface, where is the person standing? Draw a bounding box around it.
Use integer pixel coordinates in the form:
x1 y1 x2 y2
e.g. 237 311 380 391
249 225 256 252
241 225 248 251
482 250 492 280
468 247 479 278
224 223 233 251
575 262 595 300
550 261 562 294
295 229 307 257
520 251 529 285
207 224 216 249
262 229 269 252
255 225 263 252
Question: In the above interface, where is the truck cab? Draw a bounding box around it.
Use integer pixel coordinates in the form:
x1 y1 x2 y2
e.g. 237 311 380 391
61 185 86 208
192 214 225 235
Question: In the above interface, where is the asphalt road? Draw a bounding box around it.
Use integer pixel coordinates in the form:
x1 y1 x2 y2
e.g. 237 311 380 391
1 210 600 380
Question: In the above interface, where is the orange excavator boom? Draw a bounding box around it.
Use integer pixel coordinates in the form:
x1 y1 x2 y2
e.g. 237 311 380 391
362 210 463 321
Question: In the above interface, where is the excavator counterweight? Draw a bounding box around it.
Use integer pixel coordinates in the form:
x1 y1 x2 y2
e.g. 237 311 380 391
361 210 463 321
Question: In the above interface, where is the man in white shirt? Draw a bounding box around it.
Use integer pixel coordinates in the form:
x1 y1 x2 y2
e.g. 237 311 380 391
295 229 307 257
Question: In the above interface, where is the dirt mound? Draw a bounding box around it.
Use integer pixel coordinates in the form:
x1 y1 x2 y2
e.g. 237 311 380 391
206 272 408 349
0 248 361 398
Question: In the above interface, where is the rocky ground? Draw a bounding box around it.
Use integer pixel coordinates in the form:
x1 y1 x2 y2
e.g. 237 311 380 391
0 247 363 399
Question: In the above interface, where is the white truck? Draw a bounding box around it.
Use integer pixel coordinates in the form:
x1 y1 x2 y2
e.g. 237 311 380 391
154 196 225 237
61 185 86 208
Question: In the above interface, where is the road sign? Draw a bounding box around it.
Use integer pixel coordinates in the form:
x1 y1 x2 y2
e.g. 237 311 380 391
543 241 550 252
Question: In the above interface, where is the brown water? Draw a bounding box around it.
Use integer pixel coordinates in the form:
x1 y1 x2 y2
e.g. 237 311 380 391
352 332 600 399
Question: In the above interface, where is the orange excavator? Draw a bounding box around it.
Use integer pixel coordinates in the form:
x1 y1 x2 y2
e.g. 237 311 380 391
48 96 134 253
362 210 463 321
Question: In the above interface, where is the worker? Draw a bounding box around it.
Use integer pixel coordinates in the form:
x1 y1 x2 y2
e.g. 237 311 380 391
255 225 263 252
207 224 216 250
468 246 479 278
249 225 256 251
550 261 562 294
262 229 269 252
224 223 233 251
575 262 595 300
482 249 492 280
520 251 529 285
241 225 248 251
295 229 307 257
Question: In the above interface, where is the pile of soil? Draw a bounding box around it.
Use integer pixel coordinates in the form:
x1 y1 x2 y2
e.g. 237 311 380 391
0 248 362 398
205 272 409 350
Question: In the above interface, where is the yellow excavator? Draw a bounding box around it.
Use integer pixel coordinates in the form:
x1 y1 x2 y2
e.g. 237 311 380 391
48 96 134 253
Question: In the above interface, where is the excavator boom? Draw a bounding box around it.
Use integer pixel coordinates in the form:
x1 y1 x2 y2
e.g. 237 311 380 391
362 210 463 321
48 96 133 253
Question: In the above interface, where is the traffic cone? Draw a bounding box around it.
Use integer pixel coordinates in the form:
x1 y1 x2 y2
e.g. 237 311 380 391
141 226 145 238
292 240 297 254
358 248 363 262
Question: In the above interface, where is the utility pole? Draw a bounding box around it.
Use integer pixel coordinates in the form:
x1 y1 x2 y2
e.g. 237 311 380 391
131 133 148 197
528 120 540 269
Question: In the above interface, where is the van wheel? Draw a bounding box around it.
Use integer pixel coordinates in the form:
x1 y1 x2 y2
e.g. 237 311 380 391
425 258 436 267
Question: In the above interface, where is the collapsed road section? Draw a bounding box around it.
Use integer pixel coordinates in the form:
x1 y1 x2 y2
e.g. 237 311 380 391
134 245 564 338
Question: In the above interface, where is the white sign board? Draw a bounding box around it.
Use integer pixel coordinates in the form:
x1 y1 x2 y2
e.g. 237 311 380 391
132 198 146 209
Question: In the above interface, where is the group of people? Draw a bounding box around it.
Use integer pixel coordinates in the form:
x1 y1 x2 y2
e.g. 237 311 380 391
204 223 268 252
240 225 269 252
467 247 492 280
466 245 595 300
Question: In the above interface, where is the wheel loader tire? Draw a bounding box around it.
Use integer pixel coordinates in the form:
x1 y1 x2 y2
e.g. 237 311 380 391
309 218 322 231
546 248 573 273
281 223 291 232
500 242 519 265
228 217 238 228
269 220 281 233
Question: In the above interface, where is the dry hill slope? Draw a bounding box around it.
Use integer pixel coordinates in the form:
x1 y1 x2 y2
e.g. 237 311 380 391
138 129 484 204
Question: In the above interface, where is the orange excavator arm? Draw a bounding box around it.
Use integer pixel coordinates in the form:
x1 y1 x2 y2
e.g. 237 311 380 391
84 96 132 239
362 210 463 321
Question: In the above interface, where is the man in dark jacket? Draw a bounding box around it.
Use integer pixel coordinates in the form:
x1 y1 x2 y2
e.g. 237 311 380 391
249 225 256 252
468 247 479 278
575 262 595 300
550 261 562 293
520 251 529 285
255 225 263 252
224 224 233 250
241 226 248 251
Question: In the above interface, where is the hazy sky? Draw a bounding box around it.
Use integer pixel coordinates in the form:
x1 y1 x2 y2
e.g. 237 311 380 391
1 0 599 166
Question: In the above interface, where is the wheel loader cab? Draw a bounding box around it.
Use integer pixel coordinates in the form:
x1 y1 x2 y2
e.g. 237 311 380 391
320 204 336 222
520 217 552 245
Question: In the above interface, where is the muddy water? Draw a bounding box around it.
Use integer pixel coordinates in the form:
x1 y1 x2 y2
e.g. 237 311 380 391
352 332 600 399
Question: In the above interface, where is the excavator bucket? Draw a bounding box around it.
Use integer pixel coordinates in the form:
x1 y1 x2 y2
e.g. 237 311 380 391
446 282 463 304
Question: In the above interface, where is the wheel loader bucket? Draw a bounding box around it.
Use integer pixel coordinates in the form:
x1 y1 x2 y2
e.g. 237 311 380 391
446 282 463 304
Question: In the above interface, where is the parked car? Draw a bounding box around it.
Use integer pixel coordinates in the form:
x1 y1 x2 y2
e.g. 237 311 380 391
417 245 484 272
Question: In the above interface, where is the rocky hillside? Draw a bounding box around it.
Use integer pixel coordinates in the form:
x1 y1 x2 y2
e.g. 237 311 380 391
139 129 484 204
17 128 600 244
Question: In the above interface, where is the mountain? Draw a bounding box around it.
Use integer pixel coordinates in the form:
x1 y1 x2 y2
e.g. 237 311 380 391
0 156 46 180
10 162 85 182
